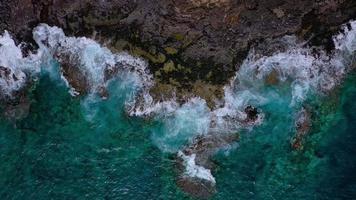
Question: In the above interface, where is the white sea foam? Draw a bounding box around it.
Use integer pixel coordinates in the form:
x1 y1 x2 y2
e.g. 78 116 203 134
334 20 356 54
178 151 216 184
215 20 356 121
33 24 152 96
152 97 211 152
232 38 346 105
137 20 355 157
127 96 179 116
0 31 41 99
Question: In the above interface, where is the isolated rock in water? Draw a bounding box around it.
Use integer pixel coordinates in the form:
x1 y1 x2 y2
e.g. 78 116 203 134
244 105 260 124
291 107 311 150
59 56 90 96
176 133 238 198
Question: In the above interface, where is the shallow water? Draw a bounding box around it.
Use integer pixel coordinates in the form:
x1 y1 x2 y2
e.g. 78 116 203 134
0 22 356 199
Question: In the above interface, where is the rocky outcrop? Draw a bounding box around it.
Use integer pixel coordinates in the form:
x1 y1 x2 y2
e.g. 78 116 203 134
1 0 355 107
176 133 238 199
175 104 262 198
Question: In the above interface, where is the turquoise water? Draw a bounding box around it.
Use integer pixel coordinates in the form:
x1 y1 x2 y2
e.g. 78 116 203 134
1 59 356 200
212 72 356 200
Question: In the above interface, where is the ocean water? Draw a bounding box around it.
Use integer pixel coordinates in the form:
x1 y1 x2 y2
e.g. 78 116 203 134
0 21 355 199
212 72 356 200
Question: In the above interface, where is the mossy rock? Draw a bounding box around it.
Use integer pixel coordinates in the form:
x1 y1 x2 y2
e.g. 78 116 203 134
164 47 178 55
155 70 162 77
130 46 166 64
163 60 176 73
172 33 185 41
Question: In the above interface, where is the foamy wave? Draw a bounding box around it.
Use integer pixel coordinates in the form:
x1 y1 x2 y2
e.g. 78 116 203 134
0 31 41 100
126 93 179 117
178 151 216 184
151 97 211 152
149 20 355 183
231 38 346 106
33 24 152 97
334 20 356 54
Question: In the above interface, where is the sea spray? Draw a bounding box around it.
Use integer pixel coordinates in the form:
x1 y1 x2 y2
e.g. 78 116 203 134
334 20 356 55
151 97 211 152
31 24 156 123
0 31 41 100
166 19 356 186
178 151 216 184
33 24 153 98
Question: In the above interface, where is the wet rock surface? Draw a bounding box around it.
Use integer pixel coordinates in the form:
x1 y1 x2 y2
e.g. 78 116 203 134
0 0 355 106
0 65 27 100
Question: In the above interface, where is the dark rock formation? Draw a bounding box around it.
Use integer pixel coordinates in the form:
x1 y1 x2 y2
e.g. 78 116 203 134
244 105 259 123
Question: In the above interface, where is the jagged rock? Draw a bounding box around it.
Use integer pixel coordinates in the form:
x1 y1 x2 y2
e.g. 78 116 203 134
244 105 259 123
59 59 89 96
0 65 27 100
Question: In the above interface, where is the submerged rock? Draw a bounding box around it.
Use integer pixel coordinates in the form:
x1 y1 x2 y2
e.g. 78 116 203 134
291 107 311 150
2 95 31 121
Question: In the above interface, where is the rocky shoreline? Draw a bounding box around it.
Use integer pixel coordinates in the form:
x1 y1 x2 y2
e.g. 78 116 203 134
1 0 355 108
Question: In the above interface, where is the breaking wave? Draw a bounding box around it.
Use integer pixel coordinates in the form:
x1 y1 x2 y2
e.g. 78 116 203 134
133 20 356 183
141 20 355 154
33 24 152 97
178 150 216 184
0 31 41 100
